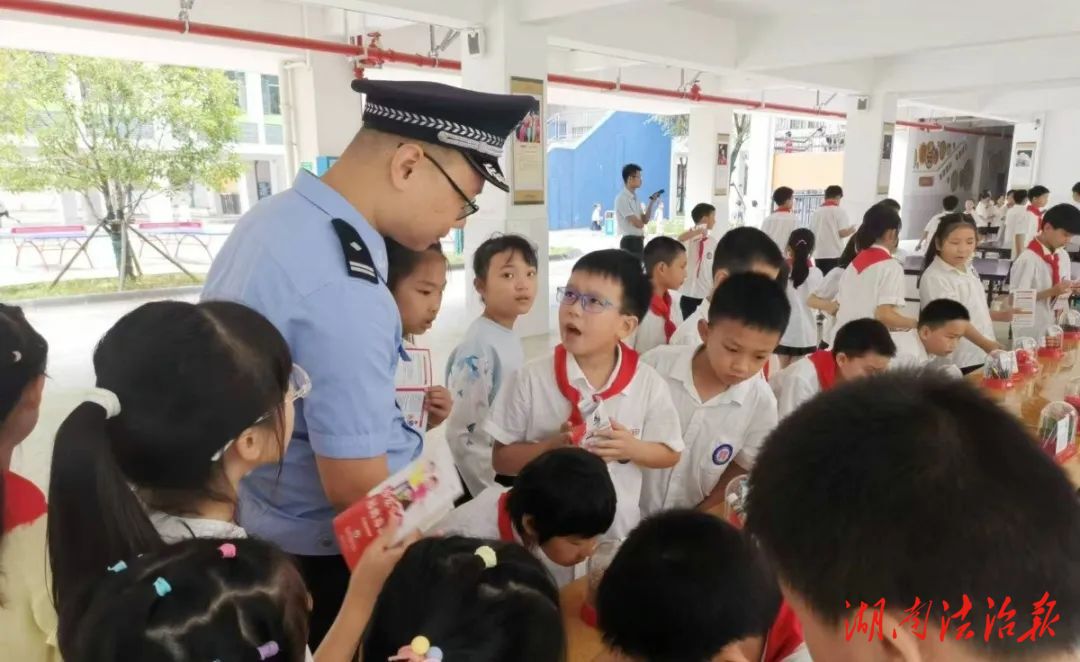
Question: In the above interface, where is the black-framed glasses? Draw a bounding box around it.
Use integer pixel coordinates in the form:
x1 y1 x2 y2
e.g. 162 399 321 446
425 153 480 220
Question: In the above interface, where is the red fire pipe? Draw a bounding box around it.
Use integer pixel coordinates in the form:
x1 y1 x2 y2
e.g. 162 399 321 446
0 0 1005 136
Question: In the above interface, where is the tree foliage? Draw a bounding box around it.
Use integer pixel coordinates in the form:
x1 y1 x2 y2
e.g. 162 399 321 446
648 114 689 138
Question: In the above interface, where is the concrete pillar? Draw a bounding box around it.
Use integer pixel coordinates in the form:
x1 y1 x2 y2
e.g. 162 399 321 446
1016 113 1080 205
687 106 734 233
288 52 363 170
460 2 550 337
743 112 773 228
841 93 898 221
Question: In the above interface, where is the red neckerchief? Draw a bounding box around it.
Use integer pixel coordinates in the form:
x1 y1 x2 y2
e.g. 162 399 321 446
762 361 771 381
496 492 515 542
553 343 639 444
850 246 891 274
1027 239 1061 285
822 200 839 207
649 292 677 342
2 471 47 534
762 601 806 662
807 350 837 390
1028 204 1045 230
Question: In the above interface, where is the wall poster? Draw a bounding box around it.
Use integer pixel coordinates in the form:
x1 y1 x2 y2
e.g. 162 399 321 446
509 76 545 205
877 122 895 194
714 133 730 196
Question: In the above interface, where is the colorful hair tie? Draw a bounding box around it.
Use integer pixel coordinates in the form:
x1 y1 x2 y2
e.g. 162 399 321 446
474 545 497 569
256 641 279 660
388 636 443 661
153 577 171 597
107 560 127 573
218 543 237 559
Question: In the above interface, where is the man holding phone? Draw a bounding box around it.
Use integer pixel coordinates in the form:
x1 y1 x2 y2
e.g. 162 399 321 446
615 163 662 261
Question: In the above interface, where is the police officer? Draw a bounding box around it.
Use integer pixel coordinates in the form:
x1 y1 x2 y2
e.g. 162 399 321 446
201 79 537 645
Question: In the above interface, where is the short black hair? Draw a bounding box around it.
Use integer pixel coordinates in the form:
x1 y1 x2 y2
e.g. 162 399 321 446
597 510 781 662
707 272 791 335
711 227 785 280
622 163 641 183
1073 182 1080 195
385 237 445 292
643 236 686 278
691 203 716 223
1042 203 1080 234
860 203 902 243
876 198 901 212
571 249 651 321
824 185 843 199
472 234 538 280
831 318 896 358
508 448 615 544
772 186 794 207
746 371 1080 658
1011 189 1028 204
1029 184 1050 199
918 298 970 329
979 189 992 200
942 195 959 211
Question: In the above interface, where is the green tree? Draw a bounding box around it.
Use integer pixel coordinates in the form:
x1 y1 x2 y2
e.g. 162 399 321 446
0 50 242 286
648 114 689 138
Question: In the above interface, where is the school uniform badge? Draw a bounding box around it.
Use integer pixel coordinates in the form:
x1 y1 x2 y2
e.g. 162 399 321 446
712 443 734 466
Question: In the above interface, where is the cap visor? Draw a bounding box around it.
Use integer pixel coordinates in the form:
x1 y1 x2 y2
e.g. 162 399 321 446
462 151 509 193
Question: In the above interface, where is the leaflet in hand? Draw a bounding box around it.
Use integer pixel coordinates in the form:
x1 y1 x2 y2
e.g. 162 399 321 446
333 439 463 569
395 346 432 432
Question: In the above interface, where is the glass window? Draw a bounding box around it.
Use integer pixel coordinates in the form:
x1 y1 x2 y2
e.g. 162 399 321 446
261 74 281 115
225 71 247 112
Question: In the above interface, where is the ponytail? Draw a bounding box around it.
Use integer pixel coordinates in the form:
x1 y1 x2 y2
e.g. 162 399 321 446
787 228 815 289
47 401 164 655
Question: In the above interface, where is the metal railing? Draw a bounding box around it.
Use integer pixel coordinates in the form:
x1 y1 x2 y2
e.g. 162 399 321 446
546 109 611 145
774 134 845 153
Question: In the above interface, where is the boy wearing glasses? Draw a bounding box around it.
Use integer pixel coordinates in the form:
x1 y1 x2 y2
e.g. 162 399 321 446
486 249 683 538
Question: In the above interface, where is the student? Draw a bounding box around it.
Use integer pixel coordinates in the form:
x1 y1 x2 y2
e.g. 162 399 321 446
632 236 687 354
771 318 896 419
891 298 970 370
641 274 788 514
1002 189 1034 254
777 228 823 367
810 185 854 274
877 197 901 212
916 195 959 251
671 227 786 347
678 203 720 320
1073 182 1080 208
807 229 864 348
362 536 566 662
0 305 55 661
919 213 1007 372
1009 203 1080 339
486 249 683 538
595 510 810 662
975 189 995 227
1028 184 1051 231
761 186 797 250
46 301 307 654
386 238 453 431
746 371 1080 662
833 203 915 340
437 447 615 587
444 234 538 497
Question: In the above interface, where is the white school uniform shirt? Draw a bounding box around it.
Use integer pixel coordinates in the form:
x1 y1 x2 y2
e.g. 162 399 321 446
760 210 797 250
1002 206 1037 250
671 298 708 346
1010 244 1072 340
781 266 824 349
810 204 852 259
919 256 995 369
888 329 932 370
812 266 844 347
435 486 576 587
681 230 720 300
631 292 682 355
444 316 525 496
483 345 684 539
832 246 907 345
640 345 777 513
770 356 822 420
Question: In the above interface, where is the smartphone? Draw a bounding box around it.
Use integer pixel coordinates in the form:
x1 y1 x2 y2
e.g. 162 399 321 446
650 189 665 200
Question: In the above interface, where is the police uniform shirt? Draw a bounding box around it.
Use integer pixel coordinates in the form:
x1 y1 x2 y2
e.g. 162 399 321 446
639 345 777 513
202 170 422 556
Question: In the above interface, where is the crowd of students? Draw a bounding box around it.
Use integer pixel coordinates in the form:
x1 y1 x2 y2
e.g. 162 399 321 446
3 184 1080 662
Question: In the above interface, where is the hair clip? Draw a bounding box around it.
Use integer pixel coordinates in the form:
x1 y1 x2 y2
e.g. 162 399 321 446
388 636 443 662
153 577 171 597
12 350 21 363
218 543 237 559
107 560 127 573
256 641 279 660
474 545 497 569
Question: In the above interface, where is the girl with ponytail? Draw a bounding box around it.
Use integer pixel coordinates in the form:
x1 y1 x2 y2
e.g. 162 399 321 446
0 304 54 660
777 228 824 367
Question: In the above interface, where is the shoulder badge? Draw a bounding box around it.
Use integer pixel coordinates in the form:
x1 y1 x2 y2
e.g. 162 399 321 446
331 218 379 284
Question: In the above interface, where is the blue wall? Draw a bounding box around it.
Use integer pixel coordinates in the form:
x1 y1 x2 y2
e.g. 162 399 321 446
547 112 672 230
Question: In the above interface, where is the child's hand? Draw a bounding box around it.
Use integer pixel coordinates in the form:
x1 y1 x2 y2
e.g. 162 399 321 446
348 518 420 603
590 419 641 463
1051 281 1073 298
540 421 575 450
424 386 453 429
825 300 840 316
